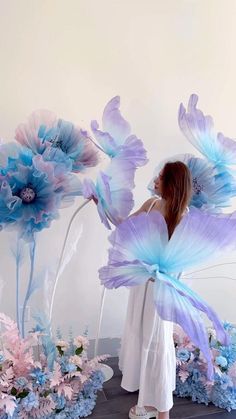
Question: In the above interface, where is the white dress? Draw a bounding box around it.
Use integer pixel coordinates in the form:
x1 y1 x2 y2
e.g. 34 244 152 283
119 200 176 412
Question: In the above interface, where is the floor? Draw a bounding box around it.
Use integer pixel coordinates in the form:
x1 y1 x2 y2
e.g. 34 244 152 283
90 358 236 419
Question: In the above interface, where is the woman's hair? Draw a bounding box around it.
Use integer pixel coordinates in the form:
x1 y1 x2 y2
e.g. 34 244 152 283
161 161 192 238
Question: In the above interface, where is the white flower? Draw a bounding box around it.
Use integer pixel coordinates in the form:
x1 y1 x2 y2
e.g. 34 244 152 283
69 355 82 367
56 340 69 351
208 328 216 340
73 336 88 349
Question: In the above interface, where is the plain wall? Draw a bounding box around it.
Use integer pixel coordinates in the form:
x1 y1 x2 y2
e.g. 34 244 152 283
0 0 236 343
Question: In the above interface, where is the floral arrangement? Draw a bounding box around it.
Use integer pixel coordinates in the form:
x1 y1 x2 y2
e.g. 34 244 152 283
0 313 106 418
174 322 236 411
0 97 147 338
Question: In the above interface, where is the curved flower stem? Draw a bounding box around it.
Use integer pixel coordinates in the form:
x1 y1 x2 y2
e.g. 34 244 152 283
49 199 91 323
94 286 114 382
15 238 21 334
22 237 36 338
183 262 236 276
94 286 106 357
185 275 236 281
88 134 107 155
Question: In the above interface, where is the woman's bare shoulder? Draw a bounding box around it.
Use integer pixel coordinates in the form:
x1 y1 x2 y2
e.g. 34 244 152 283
131 197 160 216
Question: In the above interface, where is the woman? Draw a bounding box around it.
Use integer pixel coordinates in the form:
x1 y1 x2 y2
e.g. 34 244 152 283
119 161 192 419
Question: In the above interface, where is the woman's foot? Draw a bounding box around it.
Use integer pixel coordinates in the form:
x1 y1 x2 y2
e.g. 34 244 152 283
129 405 157 419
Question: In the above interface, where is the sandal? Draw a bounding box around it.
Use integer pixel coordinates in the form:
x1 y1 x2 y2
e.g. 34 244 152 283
129 405 158 419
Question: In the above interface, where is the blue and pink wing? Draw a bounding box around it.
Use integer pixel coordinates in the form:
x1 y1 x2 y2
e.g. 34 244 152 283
154 274 229 379
178 94 236 167
100 260 152 289
107 211 168 263
99 210 236 377
99 212 167 286
164 207 236 273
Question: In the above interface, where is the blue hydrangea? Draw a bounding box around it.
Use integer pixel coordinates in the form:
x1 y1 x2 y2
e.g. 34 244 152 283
177 348 191 362
52 394 66 410
30 368 48 386
211 383 236 411
215 356 228 369
59 356 77 374
174 322 236 411
21 391 39 411
15 376 28 387
220 345 236 367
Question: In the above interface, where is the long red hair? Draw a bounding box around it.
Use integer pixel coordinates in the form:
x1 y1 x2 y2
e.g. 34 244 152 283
161 161 192 238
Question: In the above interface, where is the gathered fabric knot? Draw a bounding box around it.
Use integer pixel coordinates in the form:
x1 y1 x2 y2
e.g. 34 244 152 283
140 261 166 281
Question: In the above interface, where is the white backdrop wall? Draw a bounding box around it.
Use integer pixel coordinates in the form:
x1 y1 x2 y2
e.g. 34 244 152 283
0 0 236 342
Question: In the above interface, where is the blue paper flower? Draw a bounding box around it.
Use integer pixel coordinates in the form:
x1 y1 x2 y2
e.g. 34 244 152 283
220 346 236 367
30 368 48 386
148 154 236 213
15 110 99 173
0 144 82 239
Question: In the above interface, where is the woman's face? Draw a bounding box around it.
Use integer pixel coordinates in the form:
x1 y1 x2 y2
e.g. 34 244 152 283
154 170 163 195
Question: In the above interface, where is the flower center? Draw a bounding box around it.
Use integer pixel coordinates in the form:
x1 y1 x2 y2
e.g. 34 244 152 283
49 135 67 153
20 187 36 203
192 177 204 195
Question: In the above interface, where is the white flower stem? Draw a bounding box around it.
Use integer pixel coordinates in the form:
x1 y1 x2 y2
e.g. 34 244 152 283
22 238 36 338
49 199 91 323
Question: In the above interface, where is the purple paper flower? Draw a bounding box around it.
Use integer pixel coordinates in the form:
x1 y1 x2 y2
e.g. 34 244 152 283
83 96 148 228
83 172 133 229
179 94 236 167
15 110 99 173
91 96 147 188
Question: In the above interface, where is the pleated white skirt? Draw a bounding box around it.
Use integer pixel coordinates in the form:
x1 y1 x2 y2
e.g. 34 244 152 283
119 281 176 412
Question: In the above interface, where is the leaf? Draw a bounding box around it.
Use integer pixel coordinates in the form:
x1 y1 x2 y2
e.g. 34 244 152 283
179 369 189 383
20 396 55 418
58 383 73 400
0 366 14 387
75 347 83 356
0 394 17 416
50 362 62 387
18 390 29 399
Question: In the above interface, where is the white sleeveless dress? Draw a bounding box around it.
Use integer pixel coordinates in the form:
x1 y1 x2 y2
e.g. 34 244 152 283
119 199 176 412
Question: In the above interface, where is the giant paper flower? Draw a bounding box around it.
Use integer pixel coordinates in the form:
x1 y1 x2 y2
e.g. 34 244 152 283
91 96 147 188
83 96 148 228
178 94 236 168
83 172 133 229
0 144 82 239
15 110 99 173
99 209 236 378
148 154 236 212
